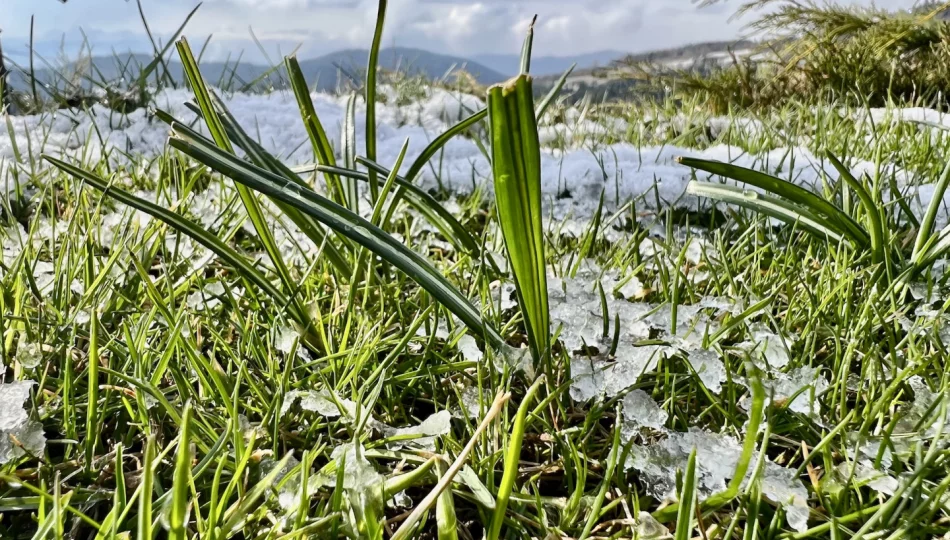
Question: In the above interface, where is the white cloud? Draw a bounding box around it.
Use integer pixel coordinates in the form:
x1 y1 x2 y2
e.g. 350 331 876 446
0 0 924 62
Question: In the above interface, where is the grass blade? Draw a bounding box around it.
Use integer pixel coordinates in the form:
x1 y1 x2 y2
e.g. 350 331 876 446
176 38 315 330
535 63 576 119
403 109 488 183
168 402 192 540
488 75 550 364
674 448 698 540
678 156 870 247
167 126 506 349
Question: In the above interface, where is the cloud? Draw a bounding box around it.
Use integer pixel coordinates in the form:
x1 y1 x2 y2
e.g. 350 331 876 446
0 0 923 62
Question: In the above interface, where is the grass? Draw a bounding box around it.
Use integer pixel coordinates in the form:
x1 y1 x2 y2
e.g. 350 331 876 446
4 1 950 539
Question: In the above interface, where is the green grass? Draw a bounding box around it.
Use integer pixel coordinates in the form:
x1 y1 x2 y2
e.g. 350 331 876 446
5 3 950 540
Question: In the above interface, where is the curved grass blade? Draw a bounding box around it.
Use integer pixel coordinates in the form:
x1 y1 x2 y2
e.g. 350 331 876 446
536 63 576 119
168 127 506 349
678 156 869 247
687 182 846 244
286 55 347 206
365 0 388 202
519 15 537 74
488 376 544 540
489 75 549 364
825 151 887 266
403 109 488 183
42 156 306 327
913 159 950 263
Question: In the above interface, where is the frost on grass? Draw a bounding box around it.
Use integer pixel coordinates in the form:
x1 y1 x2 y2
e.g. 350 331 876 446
456 334 483 362
627 429 809 533
556 264 734 401
280 389 357 420
330 442 383 490
686 349 727 394
741 366 829 417
380 410 452 450
621 390 668 441
0 381 46 464
739 324 796 370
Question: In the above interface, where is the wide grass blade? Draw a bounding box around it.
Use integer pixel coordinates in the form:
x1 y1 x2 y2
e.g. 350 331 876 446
165 104 353 275
489 75 550 363
678 156 870 247
687 182 847 244
167 125 506 348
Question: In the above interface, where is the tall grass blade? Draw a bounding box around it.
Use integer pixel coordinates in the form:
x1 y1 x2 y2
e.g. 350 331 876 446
825 151 887 266
342 92 359 212
488 75 550 363
365 0 388 202
176 38 315 330
286 56 347 206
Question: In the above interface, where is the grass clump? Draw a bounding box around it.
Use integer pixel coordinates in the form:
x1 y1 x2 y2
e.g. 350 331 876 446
631 0 950 111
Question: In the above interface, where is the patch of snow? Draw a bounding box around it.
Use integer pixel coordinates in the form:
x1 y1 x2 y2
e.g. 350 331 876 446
0 381 46 464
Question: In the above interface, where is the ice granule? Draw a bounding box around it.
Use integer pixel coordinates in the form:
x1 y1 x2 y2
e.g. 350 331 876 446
330 443 383 491
456 334 482 362
275 325 300 355
280 389 357 420
626 429 809 532
15 334 43 369
742 366 828 417
0 381 46 464
621 389 668 441
381 410 452 450
687 349 727 394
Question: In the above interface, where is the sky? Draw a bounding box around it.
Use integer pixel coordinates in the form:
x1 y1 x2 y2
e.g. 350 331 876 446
0 0 920 63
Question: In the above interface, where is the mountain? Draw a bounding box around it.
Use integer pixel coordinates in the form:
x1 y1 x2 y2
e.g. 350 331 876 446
5 47 507 93
474 50 626 77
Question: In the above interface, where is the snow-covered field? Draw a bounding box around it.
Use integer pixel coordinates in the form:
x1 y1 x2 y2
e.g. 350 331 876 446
4 86 948 224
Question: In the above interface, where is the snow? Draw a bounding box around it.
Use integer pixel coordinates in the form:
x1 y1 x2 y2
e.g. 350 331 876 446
621 389 668 441
5 87 948 227
0 381 46 464
626 428 809 533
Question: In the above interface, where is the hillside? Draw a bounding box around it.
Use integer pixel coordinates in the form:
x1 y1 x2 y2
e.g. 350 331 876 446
4 47 507 93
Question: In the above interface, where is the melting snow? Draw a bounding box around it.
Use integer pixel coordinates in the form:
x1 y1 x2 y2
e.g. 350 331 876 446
0 381 46 464
626 428 809 533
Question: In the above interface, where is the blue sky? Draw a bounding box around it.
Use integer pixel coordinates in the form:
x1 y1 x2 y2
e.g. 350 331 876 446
0 0 917 62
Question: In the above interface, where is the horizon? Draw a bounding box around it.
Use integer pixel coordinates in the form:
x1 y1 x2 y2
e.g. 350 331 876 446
0 0 914 65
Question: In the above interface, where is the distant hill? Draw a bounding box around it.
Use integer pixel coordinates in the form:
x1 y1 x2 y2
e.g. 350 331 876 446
474 50 626 77
5 47 507 93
